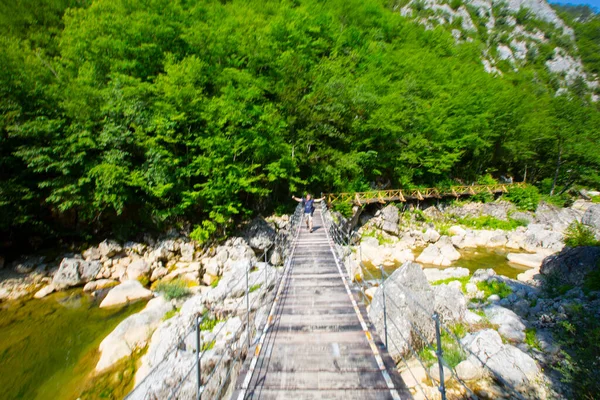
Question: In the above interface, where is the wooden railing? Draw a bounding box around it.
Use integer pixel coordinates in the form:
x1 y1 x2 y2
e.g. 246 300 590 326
324 182 526 205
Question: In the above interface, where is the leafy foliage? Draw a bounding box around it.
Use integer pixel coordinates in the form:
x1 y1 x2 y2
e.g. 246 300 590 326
1 0 600 250
564 221 599 248
457 215 528 231
476 280 513 299
154 279 190 300
505 185 540 212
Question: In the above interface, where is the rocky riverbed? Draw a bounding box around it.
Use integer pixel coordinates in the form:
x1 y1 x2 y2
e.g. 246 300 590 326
0 214 290 399
1 199 599 399
340 200 600 399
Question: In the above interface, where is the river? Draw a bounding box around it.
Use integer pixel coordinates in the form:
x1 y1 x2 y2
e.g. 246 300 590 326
0 289 145 400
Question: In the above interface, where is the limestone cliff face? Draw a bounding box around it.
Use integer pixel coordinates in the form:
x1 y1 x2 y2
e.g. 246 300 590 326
395 0 597 97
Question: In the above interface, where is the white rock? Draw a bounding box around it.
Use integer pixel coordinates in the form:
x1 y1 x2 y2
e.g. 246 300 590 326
365 286 379 300
423 267 470 282
507 252 546 268
100 280 153 308
96 297 173 371
461 329 539 386
150 267 168 282
83 279 118 292
485 305 526 342
448 226 466 236
34 284 55 299
423 228 441 243
455 359 483 381
464 309 482 324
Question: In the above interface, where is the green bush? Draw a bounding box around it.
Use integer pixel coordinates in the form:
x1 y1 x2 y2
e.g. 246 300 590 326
190 220 217 246
477 280 512 299
564 221 599 247
505 185 540 211
553 303 600 398
333 202 353 218
457 215 528 231
591 196 600 204
431 276 470 293
154 279 190 300
525 328 541 350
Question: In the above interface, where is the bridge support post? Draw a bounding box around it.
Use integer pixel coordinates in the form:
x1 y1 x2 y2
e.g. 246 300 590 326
246 265 251 348
433 312 447 400
196 315 201 400
379 265 388 349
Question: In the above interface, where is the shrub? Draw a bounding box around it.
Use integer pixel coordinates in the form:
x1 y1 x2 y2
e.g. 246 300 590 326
333 202 353 218
154 279 190 300
564 221 599 247
457 215 527 231
431 276 470 293
505 185 540 212
190 220 217 246
525 328 541 350
476 280 512 299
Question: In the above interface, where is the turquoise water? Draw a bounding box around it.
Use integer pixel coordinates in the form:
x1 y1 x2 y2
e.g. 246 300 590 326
0 289 145 400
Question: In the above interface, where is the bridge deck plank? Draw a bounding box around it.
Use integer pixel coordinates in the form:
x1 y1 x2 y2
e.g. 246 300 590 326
233 211 409 399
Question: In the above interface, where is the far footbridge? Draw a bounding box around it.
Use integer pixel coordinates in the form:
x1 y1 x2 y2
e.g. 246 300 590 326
324 182 526 206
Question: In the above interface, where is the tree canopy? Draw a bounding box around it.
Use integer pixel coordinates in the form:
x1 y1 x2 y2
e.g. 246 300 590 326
1 0 599 249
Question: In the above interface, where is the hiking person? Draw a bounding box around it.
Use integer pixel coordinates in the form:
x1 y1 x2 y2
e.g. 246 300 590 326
292 193 325 233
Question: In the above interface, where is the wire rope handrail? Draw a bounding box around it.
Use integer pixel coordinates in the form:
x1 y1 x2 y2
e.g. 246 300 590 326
125 204 304 400
320 202 536 400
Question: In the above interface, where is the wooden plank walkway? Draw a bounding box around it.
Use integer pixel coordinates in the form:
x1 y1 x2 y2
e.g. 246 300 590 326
233 210 410 400
325 182 526 205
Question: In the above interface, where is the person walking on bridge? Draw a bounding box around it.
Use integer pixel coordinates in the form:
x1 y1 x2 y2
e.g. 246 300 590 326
292 193 325 233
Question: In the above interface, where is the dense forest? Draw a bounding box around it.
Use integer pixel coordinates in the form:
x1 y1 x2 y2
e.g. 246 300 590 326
1 0 599 250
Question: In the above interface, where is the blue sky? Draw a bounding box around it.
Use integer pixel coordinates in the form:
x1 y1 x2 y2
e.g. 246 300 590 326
549 0 600 10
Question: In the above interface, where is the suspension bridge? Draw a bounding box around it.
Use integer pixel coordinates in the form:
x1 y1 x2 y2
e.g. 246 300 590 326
324 182 526 205
233 208 410 399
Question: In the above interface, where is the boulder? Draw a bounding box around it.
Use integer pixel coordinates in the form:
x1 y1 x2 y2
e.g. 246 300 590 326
433 284 466 323
244 217 276 251
423 228 440 243
535 203 582 233
34 284 56 299
368 262 435 362
52 258 102 290
423 267 470 282
571 199 592 212
126 260 151 281
540 246 600 286
455 359 483 381
464 310 482 324
99 239 122 258
270 250 282 266
484 305 526 342
507 252 547 268
380 204 399 235
96 297 173 371
99 280 153 308
523 224 564 252
448 226 467 236
416 244 459 266
179 242 195 262
83 279 118 292
582 204 600 230
150 267 168 282
461 329 539 387
470 268 497 283
429 365 452 384
83 246 102 261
